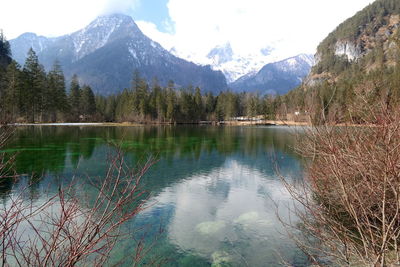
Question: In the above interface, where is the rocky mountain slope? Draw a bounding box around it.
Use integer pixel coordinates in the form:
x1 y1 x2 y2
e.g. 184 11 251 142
279 0 400 124
230 54 314 95
10 14 227 95
305 0 400 86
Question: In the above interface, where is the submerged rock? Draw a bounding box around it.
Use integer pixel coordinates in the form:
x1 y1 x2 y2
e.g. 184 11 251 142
211 251 234 267
234 211 259 224
234 211 273 229
196 221 226 235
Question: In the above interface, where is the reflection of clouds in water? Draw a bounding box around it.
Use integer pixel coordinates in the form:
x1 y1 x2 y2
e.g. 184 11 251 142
139 159 297 265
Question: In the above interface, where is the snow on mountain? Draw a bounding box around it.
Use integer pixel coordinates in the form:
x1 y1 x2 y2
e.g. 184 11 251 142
10 14 314 95
10 14 227 95
70 14 145 61
9 33 55 65
180 42 302 83
211 54 269 83
230 54 315 95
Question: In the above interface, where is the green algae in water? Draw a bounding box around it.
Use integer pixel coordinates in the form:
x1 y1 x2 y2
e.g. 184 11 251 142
1 125 309 266
0 147 55 153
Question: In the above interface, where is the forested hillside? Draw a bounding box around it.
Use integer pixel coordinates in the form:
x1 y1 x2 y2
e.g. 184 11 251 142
274 0 400 124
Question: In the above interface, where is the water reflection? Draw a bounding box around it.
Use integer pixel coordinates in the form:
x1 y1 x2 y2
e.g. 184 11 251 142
135 155 305 266
1 125 308 266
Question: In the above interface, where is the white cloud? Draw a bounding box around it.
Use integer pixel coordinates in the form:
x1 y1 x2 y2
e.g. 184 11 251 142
136 21 175 50
0 0 140 39
140 0 374 62
2 0 374 64
101 0 140 15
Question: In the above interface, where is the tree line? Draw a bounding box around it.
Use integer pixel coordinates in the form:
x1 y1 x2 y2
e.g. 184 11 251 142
0 43 97 124
0 33 282 124
95 71 279 123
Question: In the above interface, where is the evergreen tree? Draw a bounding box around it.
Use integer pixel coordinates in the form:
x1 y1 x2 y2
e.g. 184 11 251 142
245 93 259 118
104 95 117 121
0 61 21 122
22 48 46 123
47 61 67 122
204 92 216 120
216 92 238 120
0 30 12 70
194 87 204 121
131 71 149 119
80 85 96 120
165 81 176 122
150 78 165 121
179 87 195 121
69 74 81 121
115 89 134 121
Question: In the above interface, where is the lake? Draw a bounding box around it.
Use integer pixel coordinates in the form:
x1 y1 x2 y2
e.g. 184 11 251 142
1 125 309 266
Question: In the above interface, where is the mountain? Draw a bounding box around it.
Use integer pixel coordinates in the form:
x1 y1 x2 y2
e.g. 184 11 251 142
229 54 314 95
305 0 400 86
9 33 54 65
202 43 280 83
279 0 400 124
10 14 227 95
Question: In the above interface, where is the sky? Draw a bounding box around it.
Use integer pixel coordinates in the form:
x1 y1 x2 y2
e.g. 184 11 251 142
1 0 374 62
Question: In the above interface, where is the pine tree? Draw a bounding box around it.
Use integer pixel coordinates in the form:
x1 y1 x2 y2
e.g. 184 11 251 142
150 78 165 121
115 89 134 121
69 74 81 121
194 87 204 121
80 85 96 120
47 61 67 122
204 92 216 120
0 30 12 70
179 87 196 121
104 95 116 121
0 61 21 122
166 81 176 122
245 93 259 118
22 48 46 123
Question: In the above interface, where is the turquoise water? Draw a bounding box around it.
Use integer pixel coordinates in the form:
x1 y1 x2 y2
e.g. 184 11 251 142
1 125 308 266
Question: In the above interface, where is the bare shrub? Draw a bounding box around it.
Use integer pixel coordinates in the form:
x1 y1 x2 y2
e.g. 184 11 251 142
282 107 400 266
0 126 160 266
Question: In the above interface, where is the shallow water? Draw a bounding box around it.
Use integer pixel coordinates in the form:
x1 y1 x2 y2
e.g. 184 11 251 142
1 125 309 266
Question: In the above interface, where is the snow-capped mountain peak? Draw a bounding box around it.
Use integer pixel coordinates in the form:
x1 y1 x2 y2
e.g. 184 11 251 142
296 53 315 67
230 54 314 95
71 14 141 60
203 44 297 83
274 54 315 72
10 13 227 95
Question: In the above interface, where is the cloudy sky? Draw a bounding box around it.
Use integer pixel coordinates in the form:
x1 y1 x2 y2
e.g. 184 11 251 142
1 0 373 61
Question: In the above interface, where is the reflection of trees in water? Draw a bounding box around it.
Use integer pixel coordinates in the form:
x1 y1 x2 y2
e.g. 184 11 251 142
0 176 13 197
2 126 304 196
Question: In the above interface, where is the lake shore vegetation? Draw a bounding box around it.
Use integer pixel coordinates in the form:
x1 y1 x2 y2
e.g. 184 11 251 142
282 105 400 266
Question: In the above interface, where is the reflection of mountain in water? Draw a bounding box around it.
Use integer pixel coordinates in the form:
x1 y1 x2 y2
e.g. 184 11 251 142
0 125 308 266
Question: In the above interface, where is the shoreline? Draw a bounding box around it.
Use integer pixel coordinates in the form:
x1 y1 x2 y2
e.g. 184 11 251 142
5 120 378 127
8 120 311 127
